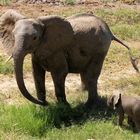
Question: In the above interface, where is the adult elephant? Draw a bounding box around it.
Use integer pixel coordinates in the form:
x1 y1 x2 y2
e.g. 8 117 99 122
0 10 138 107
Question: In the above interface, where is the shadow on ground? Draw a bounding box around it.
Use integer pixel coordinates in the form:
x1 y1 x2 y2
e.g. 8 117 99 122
0 96 118 137
33 96 116 132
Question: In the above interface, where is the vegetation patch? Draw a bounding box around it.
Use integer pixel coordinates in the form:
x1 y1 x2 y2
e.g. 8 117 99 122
0 56 14 74
95 8 140 40
63 0 76 5
0 0 11 5
0 103 140 140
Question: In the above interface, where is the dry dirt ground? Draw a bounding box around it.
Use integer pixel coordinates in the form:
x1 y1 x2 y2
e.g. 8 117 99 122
0 2 140 105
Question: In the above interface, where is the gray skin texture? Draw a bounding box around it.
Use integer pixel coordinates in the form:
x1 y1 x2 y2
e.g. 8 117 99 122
0 10 138 107
107 94 140 133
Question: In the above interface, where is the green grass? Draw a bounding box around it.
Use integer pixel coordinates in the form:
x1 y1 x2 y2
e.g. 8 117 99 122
0 55 32 75
0 102 140 140
107 75 140 96
0 0 11 5
111 24 140 41
0 56 14 74
94 8 140 41
96 8 140 25
63 0 76 5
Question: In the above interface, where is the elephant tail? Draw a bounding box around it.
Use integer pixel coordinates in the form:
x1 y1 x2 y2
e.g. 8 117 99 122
112 35 130 50
112 35 139 73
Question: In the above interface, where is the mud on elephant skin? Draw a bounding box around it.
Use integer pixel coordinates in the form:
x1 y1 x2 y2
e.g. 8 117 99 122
107 93 140 133
0 10 139 107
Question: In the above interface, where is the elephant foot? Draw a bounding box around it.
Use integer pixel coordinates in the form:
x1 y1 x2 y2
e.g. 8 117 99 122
85 100 96 109
39 100 49 107
85 97 101 109
57 98 71 107
59 101 70 108
133 127 139 133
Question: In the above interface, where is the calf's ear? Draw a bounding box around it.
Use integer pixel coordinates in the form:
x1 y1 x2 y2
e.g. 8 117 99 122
113 93 121 110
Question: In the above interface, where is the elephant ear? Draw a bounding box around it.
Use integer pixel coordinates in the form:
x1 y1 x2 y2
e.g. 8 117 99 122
37 15 73 55
113 93 121 110
0 10 25 55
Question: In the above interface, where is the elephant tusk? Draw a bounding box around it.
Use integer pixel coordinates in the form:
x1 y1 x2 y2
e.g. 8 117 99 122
5 55 13 63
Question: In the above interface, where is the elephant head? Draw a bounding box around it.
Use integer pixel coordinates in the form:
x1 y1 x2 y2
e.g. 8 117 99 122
0 10 73 106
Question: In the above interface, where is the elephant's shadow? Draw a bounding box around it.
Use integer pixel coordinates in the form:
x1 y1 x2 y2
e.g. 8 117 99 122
33 96 116 130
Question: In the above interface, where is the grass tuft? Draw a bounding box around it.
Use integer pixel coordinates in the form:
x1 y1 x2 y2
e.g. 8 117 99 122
0 0 11 5
0 56 14 74
63 0 76 5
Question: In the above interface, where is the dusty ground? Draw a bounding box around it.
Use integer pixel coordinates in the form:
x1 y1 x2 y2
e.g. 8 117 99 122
0 2 140 104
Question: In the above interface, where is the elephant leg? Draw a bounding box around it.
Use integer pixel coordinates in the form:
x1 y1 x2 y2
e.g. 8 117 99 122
128 116 135 128
82 55 105 107
118 111 124 126
85 74 98 107
32 55 47 105
51 71 68 104
128 116 136 132
83 73 101 107
134 119 140 133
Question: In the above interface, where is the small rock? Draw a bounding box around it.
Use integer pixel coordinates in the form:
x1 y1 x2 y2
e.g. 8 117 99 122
42 0 47 3
76 0 86 4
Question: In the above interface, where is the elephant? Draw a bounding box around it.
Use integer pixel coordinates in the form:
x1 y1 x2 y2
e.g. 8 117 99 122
107 93 140 133
0 10 138 107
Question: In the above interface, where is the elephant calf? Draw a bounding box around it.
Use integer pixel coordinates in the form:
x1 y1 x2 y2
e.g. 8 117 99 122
107 93 140 133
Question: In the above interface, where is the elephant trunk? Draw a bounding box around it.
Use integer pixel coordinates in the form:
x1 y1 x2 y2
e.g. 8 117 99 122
13 45 46 106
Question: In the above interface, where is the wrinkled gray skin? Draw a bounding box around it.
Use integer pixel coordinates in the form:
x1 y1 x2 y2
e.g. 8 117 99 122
0 10 138 108
107 94 140 133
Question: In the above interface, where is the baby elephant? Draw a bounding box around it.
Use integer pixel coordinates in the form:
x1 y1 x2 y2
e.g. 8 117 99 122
107 93 140 133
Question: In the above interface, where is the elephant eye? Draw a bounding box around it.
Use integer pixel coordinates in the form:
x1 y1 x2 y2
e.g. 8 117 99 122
33 36 38 41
